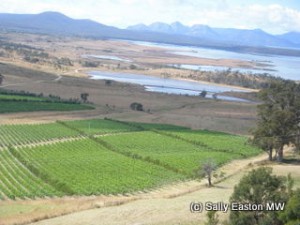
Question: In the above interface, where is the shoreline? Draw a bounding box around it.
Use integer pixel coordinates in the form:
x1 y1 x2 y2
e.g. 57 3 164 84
83 68 258 93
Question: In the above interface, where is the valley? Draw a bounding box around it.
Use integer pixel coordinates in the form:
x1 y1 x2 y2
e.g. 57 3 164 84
0 10 300 225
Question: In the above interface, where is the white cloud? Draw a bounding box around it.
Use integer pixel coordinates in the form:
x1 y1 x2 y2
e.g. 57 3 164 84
186 4 300 34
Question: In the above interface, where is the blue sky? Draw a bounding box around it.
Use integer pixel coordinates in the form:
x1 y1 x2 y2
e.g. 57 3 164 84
0 0 300 34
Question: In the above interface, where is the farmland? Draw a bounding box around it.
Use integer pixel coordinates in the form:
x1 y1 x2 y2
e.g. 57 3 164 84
0 118 261 200
0 92 94 114
0 123 79 148
162 130 261 157
10 139 183 196
0 101 94 113
62 119 141 135
100 131 261 174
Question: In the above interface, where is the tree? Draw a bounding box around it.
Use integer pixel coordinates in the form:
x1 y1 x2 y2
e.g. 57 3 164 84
212 93 218 100
200 90 207 98
252 80 300 162
80 61 99 67
129 64 137 70
196 159 216 187
80 93 89 103
105 80 112 86
279 189 300 225
229 167 289 225
0 73 4 85
130 102 144 111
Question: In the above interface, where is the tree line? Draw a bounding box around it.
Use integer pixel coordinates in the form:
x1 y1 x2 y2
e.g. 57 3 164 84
185 68 284 89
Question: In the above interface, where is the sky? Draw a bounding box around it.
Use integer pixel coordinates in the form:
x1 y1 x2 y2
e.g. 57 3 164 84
0 0 300 34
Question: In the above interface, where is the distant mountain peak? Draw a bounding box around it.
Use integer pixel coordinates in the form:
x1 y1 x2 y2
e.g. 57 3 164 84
38 11 65 16
171 21 185 27
127 21 297 48
36 11 70 19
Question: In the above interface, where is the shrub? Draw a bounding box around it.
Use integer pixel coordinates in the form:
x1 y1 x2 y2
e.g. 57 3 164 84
130 102 144 111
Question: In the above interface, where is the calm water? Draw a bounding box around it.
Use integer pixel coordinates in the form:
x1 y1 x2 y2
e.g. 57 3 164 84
89 71 251 102
129 40 300 80
82 54 131 62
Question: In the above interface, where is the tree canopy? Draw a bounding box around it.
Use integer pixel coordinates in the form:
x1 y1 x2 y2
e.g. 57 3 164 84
229 167 289 225
252 80 300 161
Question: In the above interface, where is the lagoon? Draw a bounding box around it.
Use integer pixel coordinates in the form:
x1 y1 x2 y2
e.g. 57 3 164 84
82 54 131 62
89 71 251 102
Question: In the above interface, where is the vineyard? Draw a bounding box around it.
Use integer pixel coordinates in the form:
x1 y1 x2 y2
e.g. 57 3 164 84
100 131 259 174
0 101 94 113
0 123 79 148
62 119 141 135
0 119 261 200
0 93 94 114
161 130 261 157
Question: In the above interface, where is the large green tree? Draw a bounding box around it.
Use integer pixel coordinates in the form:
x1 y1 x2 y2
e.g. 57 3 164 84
252 80 300 161
229 167 288 225
80 92 89 103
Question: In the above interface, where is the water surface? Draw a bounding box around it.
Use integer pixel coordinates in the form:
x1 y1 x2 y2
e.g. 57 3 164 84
82 54 131 62
89 71 251 102
129 40 300 80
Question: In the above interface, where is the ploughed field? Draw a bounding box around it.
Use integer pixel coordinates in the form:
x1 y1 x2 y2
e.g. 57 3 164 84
0 119 261 200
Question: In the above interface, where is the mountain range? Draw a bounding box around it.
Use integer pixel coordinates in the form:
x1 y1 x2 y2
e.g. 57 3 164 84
0 12 300 55
128 21 300 48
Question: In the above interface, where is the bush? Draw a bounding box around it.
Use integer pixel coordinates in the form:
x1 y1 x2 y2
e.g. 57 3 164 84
105 80 112 86
129 64 137 70
130 102 144 111
80 61 99 67
199 90 207 98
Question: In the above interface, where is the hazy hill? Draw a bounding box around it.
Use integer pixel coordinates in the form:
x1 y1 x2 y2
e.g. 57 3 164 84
0 12 126 37
278 32 300 45
128 22 297 48
0 12 217 44
1 12 300 56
